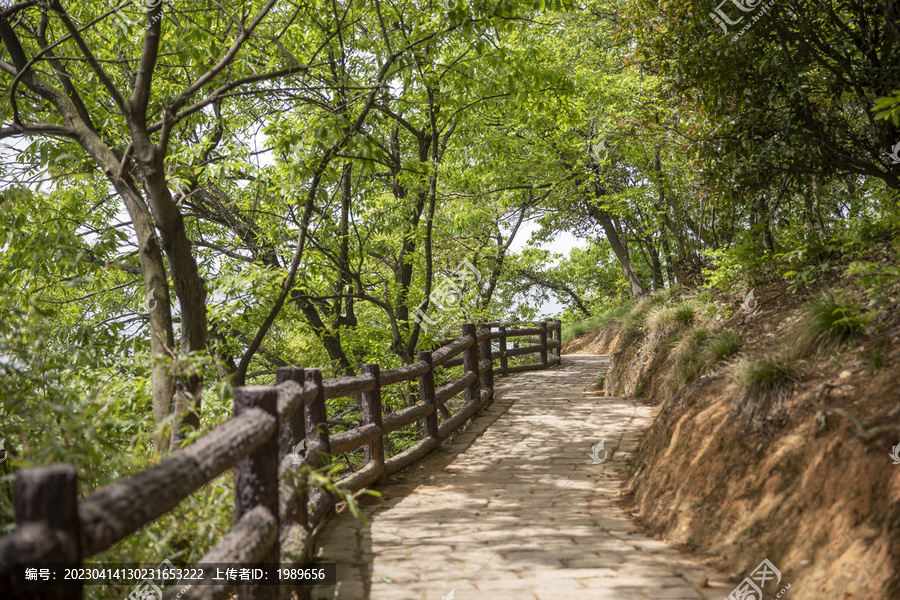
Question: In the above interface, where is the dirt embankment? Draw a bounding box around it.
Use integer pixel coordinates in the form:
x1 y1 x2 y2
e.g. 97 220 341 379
564 284 900 600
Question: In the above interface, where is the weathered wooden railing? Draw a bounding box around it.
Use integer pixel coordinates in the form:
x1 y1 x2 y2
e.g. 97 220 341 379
0 320 561 600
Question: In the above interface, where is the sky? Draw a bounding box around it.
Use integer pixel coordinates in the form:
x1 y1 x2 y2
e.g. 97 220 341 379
507 219 588 318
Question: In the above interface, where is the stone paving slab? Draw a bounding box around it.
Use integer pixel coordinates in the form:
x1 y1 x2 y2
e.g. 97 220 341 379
310 355 728 600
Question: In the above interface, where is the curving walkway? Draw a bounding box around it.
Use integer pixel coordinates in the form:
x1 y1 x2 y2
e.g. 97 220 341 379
311 355 721 600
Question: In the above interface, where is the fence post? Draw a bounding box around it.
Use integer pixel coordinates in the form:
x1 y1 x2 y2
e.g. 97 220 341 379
478 324 493 397
233 387 279 600
539 321 548 367
304 369 331 526
554 320 562 361
276 367 307 531
462 323 480 405
418 351 439 441
14 465 82 600
361 364 384 470
499 325 508 374
304 369 331 464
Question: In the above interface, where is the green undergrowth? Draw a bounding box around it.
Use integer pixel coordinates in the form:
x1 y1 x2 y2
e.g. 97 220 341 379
562 302 634 342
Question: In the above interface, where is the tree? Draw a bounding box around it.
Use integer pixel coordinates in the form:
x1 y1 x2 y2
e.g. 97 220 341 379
0 0 450 449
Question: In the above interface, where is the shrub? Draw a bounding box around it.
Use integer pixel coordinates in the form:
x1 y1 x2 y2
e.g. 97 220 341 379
847 261 900 305
702 243 775 292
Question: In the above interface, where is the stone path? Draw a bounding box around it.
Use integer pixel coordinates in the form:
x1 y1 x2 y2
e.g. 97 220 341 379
311 355 723 600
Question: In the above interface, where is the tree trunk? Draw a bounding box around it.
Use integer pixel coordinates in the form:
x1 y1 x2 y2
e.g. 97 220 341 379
649 244 664 290
586 202 645 299
115 180 177 453
137 151 207 446
661 236 676 288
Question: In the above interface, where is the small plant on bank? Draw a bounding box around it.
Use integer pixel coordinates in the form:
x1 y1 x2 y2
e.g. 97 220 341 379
596 375 605 389
684 325 711 348
677 355 706 383
601 302 635 325
791 290 872 357
624 293 668 332
645 304 677 331
734 355 797 391
706 330 742 363
646 300 699 342
867 345 885 368
674 302 696 327
730 354 798 430
673 326 712 383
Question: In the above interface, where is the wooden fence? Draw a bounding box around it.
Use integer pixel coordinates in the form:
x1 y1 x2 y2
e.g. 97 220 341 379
0 320 562 600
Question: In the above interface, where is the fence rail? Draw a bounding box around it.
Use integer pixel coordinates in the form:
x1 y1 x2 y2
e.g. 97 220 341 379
0 320 562 600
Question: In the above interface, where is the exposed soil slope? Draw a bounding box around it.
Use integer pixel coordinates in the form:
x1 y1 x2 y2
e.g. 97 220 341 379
564 282 900 600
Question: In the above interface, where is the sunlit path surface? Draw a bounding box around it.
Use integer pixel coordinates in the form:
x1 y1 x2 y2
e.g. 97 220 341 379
311 355 721 600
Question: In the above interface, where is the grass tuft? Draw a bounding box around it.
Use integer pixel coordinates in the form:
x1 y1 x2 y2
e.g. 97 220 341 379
674 303 696 327
734 355 797 390
791 291 871 357
730 354 798 429
677 355 706 383
645 300 698 344
706 330 742 363
623 293 669 332
645 305 678 333
806 291 869 340
672 326 712 383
